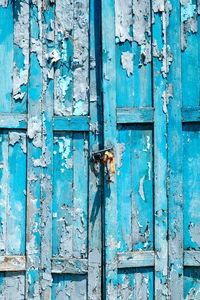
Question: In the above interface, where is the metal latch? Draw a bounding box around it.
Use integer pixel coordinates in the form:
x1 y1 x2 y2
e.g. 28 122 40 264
91 148 116 175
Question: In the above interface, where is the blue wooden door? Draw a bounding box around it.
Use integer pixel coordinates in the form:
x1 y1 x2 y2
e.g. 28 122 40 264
0 0 102 298
0 0 200 299
102 0 200 299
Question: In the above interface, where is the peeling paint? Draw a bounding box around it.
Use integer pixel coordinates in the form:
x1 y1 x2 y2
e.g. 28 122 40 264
9 132 26 153
132 203 150 247
13 0 29 102
162 83 173 122
115 0 132 43
189 222 200 247
116 143 125 169
134 273 149 299
181 0 198 51
27 117 42 148
0 0 8 8
139 176 146 201
121 52 133 77
54 136 72 169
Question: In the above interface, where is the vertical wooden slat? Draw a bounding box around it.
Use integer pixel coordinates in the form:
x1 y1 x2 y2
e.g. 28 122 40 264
73 132 88 259
40 1 54 298
117 128 132 252
7 132 26 255
88 0 102 298
0 1 13 112
54 0 73 116
12 0 29 113
72 0 89 116
0 131 8 255
53 133 73 258
102 0 118 298
132 0 152 108
153 6 168 298
167 1 184 298
26 0 43 297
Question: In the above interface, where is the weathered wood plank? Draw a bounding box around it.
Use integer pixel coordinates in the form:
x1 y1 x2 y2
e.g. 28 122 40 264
52 274 87 299
116 41 134 108
102 0 118 298
0 114 27 129
184 251 200 267
0 1 13 112
51 258 88 274
184 267 200 299
153 7 168 299
182 106 200 122
54 116 90 131
131 125 153 251
181 0 199 107
0 256 25 271
7 131 26 255
40 1 54 298
72 0 89 116
26 0 43 297
73 132 88 258
117 128 132 252
12 0 29 112
183 123 200 251
117 107 154 124
168 0 184 298
132 0 152 107
0 131 8 255
53 132 73 258
0 271 25 299
54 0 73 116
88 0 102 298
117 251 155 268
117 268 154 300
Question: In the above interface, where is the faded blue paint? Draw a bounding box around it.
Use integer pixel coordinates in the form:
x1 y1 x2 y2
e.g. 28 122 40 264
0 0 200 298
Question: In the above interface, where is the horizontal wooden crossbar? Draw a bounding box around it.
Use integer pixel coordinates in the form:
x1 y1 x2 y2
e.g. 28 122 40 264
0 113 27 129
182 106 200 122
51 258 88 274
0 114 90 131
54 116 90 131
117 106 200 124
184 250 200 266
0 256 26 271
0 251 199 272
0 107 199 130
117 107 154 124
117 251 155 268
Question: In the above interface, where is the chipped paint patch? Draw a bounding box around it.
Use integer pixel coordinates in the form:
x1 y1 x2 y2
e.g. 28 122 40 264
9 132 26 153
162 83 173 123
143 136 150 152
73 99 86 116
58 75 72 97
189 222 200 247
116 143 125 169
27 117 42 148
54 136 72 169
115 0 132 42
134 273 149 299
121 51 133 77
181 0 196 21
139 176 145 201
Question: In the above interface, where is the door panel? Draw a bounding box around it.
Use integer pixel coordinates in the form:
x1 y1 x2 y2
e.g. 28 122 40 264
0 0 200 298
102 0 200 299
0 0 102 298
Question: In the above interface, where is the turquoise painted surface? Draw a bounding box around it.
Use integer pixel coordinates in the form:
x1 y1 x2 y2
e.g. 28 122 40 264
0 0 200 298
183 124 200 250
117 268 154 300
117 125 153 252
